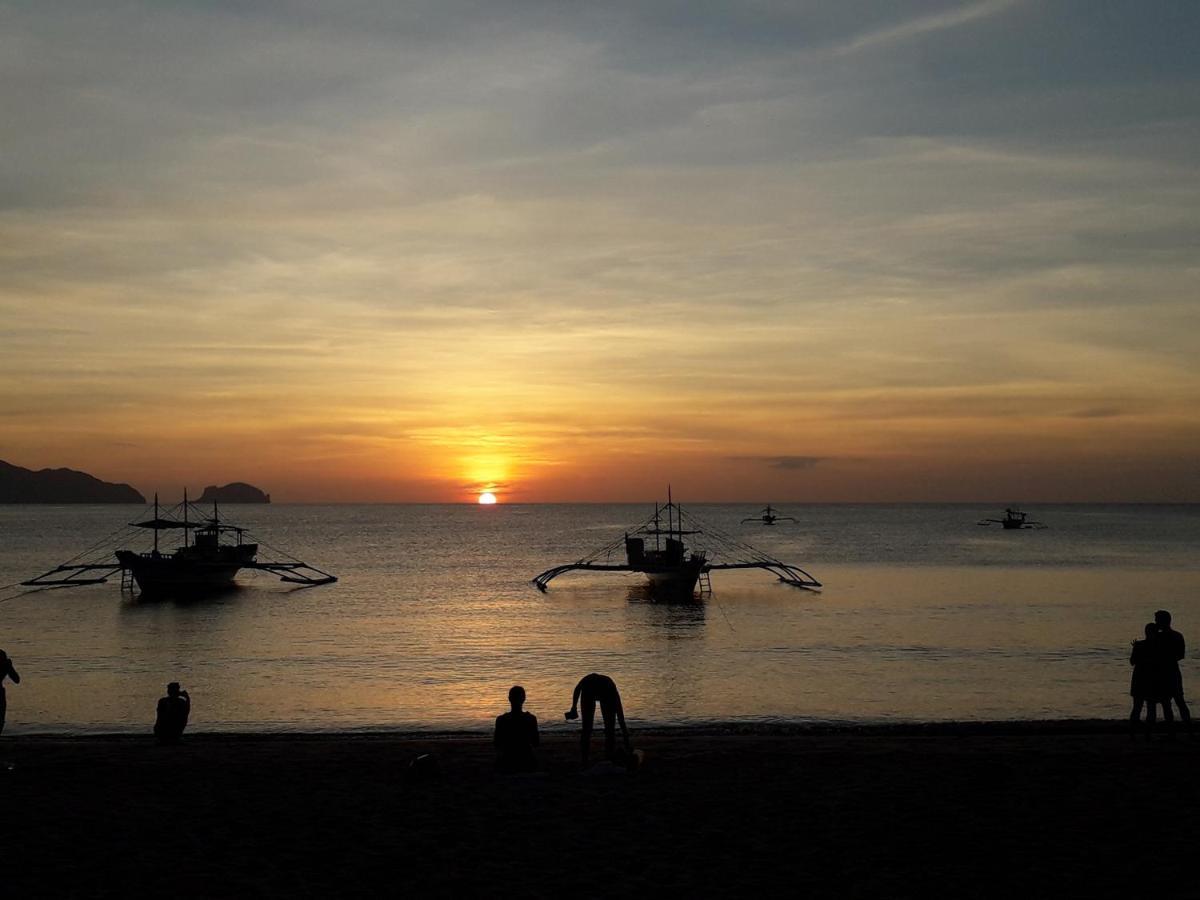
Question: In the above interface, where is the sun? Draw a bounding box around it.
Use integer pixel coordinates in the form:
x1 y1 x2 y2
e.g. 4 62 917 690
478 492 498 505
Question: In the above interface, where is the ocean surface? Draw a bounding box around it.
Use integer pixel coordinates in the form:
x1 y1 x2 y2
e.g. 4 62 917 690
1 503 1198 734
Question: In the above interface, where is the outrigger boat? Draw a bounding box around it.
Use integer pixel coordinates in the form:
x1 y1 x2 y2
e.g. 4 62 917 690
533 491 820 596
23 492 336 596
977 507 1047 530
741 504 796 526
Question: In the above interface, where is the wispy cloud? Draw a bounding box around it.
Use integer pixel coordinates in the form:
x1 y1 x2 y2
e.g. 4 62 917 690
832 0 1023 56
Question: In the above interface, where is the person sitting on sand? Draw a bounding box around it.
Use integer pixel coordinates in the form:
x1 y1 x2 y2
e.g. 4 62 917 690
0 650 20 737
154 682 191 745
494 685 540 773
1154 610 1192 736
565 673 632 766
1130 623 1170 738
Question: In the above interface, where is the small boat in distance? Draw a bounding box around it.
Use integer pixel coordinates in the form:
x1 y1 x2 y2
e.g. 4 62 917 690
23 492 336 596
533 490 821 596
977 507 1047 530
741 504 797 526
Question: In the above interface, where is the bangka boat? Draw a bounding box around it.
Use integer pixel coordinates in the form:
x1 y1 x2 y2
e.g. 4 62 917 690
533 492 820 596
741 504 796 526
977 507 1047 530
23 492 336 596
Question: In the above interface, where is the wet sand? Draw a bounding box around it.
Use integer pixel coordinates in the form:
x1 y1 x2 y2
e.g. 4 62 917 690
2 722 1196 898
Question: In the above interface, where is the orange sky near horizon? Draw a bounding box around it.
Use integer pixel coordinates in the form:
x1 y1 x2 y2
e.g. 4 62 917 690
2 2 1198 504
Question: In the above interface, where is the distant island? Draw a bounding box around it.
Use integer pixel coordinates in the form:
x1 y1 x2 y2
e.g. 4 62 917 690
0 459 145 503
198 482 271 503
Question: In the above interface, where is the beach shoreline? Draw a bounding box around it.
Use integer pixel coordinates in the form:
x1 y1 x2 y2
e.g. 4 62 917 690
3 722 1196 897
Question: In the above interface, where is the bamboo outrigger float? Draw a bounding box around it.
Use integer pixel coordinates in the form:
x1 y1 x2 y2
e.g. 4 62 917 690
22 492 336 596
533 491 820 596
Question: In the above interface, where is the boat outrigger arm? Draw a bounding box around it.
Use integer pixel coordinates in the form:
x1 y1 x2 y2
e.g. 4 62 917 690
22 497 337 590
532 500 821 593
532 559 820 592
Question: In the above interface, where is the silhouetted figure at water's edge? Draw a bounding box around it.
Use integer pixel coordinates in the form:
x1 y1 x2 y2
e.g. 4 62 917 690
566 673 631 766
1130 624 1171 739
494 685 540 773
1155 610 1192 737
0 650 20 737
154 682 191 745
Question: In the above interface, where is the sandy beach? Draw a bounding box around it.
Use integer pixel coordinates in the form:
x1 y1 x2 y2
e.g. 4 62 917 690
2 722 1196 898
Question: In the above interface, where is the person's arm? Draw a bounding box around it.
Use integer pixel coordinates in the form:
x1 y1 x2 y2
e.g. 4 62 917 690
529 713 539 746
8 663 18 684
565 679 583 719
495 715 503 748
1178 635 1186 662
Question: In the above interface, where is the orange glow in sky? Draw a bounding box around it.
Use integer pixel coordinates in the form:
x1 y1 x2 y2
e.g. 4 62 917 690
2 4 1198 503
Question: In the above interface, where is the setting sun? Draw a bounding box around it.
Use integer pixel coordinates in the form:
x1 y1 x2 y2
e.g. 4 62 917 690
478 492 497 505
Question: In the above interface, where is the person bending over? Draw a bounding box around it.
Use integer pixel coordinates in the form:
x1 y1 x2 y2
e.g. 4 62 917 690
494 685 540 773
565 673 631 765
154 682 191 745
0 650 20 737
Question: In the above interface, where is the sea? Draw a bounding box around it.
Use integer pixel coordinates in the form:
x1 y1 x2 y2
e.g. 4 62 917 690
1 503 1198 734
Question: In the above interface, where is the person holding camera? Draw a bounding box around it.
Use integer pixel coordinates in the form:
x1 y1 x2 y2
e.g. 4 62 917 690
154 682 191 745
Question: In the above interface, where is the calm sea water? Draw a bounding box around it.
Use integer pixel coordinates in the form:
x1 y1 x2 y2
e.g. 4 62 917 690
1 503 1198 733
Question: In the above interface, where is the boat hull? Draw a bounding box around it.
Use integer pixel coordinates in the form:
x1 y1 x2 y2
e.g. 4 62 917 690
640 560 705 596
116 545 258 595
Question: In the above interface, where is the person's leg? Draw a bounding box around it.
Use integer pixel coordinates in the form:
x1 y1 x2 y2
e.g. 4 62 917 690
580 692 595 764
1161 700 1175 739
1173 692 1192 732
1144 700 1157 738
1129 698 1144 736
599 696 616 760
0 693 6 737
615 698 631 753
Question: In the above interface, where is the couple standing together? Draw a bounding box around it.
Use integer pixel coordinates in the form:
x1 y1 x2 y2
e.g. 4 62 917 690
1130 610 1192 738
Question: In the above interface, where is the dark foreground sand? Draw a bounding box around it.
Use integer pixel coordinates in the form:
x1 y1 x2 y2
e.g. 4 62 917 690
2 722 1196 898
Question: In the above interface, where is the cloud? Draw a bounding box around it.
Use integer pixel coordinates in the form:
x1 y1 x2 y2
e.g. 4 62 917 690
832 0 1023 57
731 456 828 471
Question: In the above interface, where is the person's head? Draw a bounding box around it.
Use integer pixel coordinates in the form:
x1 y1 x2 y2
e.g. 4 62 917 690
1145 623 1157 639
508 685 526 710
167 681 180 697
1155 610 1172 628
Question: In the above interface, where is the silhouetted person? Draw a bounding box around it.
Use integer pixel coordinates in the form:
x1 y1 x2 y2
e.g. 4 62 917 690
1155 610 1192 736
565 673 631 765
1130 623 1170 738
494 685 540 773
154 682 191 745
0 650 19 737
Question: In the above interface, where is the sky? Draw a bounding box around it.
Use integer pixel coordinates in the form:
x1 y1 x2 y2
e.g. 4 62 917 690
2 0 1198 502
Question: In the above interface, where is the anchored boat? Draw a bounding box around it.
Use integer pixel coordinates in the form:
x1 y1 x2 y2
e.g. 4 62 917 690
23 492 336 596
977 507 1047 530
741 504 797 526
533 492 821 596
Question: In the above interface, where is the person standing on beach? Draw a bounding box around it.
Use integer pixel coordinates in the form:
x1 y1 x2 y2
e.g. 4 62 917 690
494 685 540 773
565 673 631 765
1154 610 1192 735
154 682 191 745
0 650 20 737
1130 624 1169 738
